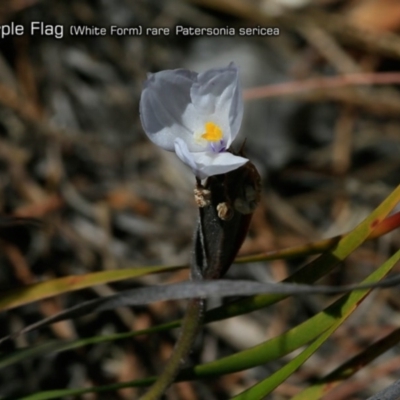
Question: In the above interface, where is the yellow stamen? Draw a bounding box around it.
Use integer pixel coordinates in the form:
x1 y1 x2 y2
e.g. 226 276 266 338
201 122 223 142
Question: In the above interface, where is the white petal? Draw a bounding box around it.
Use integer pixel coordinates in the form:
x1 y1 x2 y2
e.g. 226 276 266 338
174 138 248 179
140 69 200 151
227 64 244 145
174 138 198 171
191 62 243 147
192 151 248 179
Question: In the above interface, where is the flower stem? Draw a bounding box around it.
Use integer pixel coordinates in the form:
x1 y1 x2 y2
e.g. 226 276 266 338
140 164 261 399
139 297 205 400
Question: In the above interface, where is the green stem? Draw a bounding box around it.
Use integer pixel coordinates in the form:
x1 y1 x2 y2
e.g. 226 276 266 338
139 297 205 400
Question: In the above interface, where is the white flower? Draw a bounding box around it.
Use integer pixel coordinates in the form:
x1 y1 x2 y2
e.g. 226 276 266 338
139 62 248 179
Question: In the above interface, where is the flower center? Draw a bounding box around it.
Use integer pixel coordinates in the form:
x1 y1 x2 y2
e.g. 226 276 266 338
201 122 223 142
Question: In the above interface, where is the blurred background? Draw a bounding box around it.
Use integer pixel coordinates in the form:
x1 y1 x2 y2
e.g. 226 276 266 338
0 0 400 398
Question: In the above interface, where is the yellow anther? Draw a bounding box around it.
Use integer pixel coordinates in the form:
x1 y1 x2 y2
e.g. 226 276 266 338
201 122 223 142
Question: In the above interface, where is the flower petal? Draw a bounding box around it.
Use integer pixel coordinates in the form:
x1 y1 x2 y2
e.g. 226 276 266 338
174 138 198 171
140 69 201 151
174 138 248 179
191 62 243 147
192 152 248 179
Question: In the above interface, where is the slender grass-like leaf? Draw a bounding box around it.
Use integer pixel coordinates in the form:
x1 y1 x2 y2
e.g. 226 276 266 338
235 211 400 264
0 320 180 370
5 187 400 398
1 197 398 316
0 264 184 312
291 326 400 400
16 250 400 400
2 186 399 365
1 274 400 370
208 185 400 322
7 276 400 344
9 185 399 340
18 379 154 400
231 249 400 399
